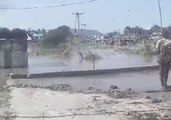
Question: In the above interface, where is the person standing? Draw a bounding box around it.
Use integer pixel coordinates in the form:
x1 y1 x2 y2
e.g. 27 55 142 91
156 38 171 89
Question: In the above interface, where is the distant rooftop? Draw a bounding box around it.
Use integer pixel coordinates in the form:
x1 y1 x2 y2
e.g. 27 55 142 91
0 38 7 41
70 29 101 36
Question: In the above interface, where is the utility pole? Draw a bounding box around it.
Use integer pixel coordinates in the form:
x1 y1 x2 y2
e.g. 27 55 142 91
81 24 87 29
81 24 87 39
72 12 84 32
158 0 163 36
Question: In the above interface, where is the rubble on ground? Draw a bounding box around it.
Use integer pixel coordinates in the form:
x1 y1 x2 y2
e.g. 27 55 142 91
108 85 136 98
11 83 72 91
46 84 72 91
151 98 164 103
127 112 171 120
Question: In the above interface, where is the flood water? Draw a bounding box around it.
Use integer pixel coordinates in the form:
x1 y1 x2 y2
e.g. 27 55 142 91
7 48 171 92
23 49 158 74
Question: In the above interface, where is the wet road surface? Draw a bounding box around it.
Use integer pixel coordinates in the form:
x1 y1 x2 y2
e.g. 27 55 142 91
9 69 171 92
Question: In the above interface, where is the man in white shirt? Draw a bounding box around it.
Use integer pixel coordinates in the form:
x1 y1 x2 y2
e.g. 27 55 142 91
156 38 171 89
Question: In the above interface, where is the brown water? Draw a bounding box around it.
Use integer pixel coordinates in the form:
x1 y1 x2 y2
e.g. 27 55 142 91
23 49 157 74
2 48 160 92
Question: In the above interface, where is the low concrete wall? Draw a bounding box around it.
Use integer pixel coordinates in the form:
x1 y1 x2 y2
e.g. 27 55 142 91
11 65 159 79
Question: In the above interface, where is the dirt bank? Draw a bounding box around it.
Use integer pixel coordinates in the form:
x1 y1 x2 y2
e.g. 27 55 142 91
0 70 15 120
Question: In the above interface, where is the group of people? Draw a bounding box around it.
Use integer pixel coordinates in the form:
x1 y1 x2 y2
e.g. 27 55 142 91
156 37 171 90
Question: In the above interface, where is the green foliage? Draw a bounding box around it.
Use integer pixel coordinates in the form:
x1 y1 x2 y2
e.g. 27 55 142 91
11 28 27 39
0 28 27 39
150 25 161 33
163 26 171 39
163 30 169 39
123 25 171 40
42 25 71 48
0 28 11 39
136 40 154 56
78 51 101 61
85 51 101 60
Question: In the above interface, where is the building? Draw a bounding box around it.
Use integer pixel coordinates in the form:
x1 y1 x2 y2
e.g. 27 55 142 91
71 29 101 40
32 33 44 41
27 31 44 42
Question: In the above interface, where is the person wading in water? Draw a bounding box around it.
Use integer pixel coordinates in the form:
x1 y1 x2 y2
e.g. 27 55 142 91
156 38 171 90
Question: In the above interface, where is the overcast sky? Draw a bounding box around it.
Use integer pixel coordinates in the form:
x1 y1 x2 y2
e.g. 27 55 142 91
0 0 171 33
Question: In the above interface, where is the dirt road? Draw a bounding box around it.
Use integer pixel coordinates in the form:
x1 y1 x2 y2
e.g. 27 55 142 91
10 87 171 120
3 69 171 120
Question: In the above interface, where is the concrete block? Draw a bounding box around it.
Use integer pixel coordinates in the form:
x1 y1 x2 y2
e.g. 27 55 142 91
12 51 28 68
0 51 4 68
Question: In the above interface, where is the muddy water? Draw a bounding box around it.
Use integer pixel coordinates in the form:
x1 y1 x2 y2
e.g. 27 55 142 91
18 49 157 74
9 49 162 92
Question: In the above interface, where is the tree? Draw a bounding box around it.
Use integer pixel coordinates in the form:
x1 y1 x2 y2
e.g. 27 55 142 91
11 28 27 39
163 30 169 39
0 28 11 39
42 29 46 36
57 25 71 40
150 25 161 33
163 26 171 39
42 25 71 47
37 29 41 34
124 26 132 35
0 28 27 39
132 26 143 35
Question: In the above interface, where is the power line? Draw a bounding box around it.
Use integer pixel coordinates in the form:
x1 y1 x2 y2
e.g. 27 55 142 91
0 0 99 10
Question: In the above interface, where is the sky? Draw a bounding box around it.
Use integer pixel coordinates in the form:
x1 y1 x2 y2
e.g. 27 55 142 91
0 0 171 33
